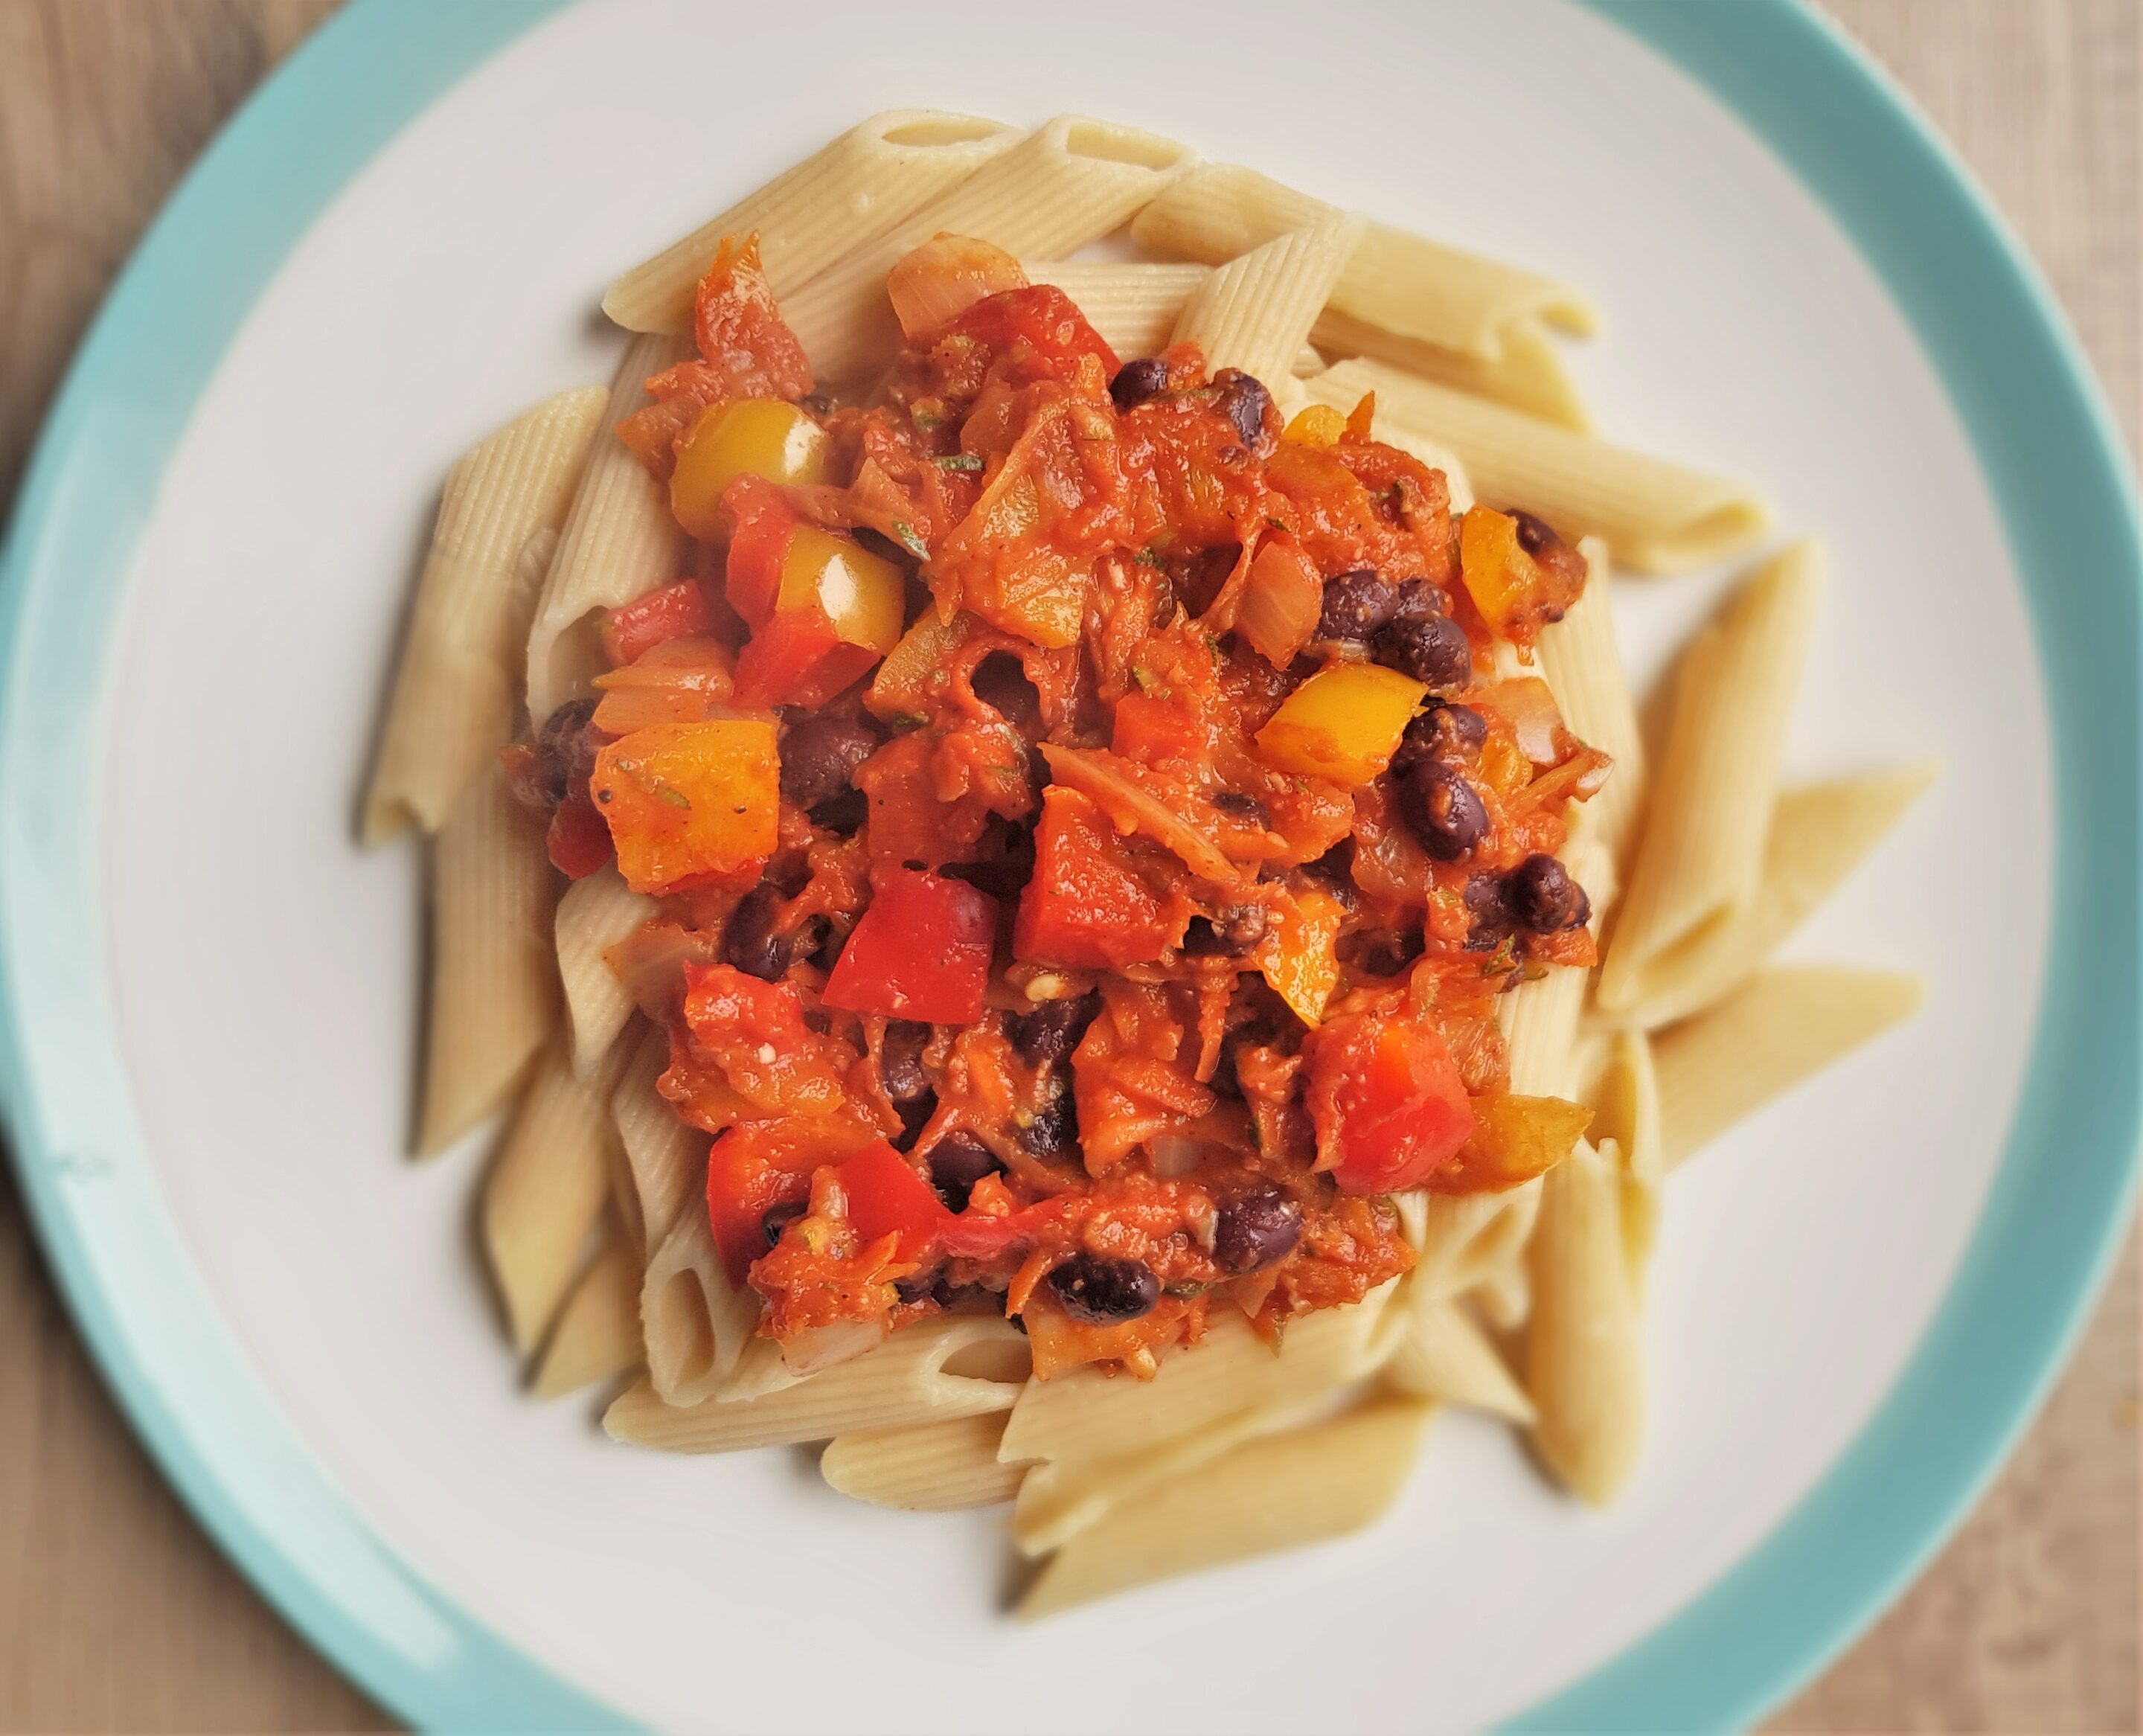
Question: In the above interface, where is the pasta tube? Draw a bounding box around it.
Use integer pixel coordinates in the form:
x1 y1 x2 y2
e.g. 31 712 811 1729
554 864 656 1075
820 1413 1028 1511
1169 213 1365 388
531 1221 644 1399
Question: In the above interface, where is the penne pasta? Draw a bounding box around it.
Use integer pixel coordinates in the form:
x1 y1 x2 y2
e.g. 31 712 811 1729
1527 1136 1644 1505
1017 1399 1432 1618
1599 763 1938 1031
1130 161 1596 359
1022 260 1210 359
1308 307 1592 431
996 1280 1397 1466
603 112 1022 333
554 864 656 1075
1409 1183 1545 1304
1584 1028 1663 1292
1299 358 1771 573
417 761 560 1155
482 1036 631 1353
1010 1393 1325 1557
1597 541 1825 1012
522 333 693 725
1168 213 1365 389
1654 966 1924 1169
531 1220 644 1399
606 1316 1031 1452
363 385 607 841
1538 539 1647 870
1466 1258 1532 1334
638 1195 763 1406
1383 1294 1535 1424
609 1022 706 1255
779 115 1197 385
820 1413 1030 1512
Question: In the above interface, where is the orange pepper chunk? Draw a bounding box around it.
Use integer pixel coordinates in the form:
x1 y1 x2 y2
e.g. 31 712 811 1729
592 719 778 894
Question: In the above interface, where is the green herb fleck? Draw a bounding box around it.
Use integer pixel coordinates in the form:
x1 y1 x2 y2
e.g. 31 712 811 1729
1130 664 1160 693
932 453 984 473
911 406 944 432
1266 517 1287 533
1134 545 1167 570
653 785 692 812
890 520 929 557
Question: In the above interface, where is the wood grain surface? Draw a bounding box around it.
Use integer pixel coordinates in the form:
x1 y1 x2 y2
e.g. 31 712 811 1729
0 2 2135 1730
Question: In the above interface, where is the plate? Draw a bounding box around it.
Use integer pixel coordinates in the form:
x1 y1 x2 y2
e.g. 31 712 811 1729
2 0 2136 1729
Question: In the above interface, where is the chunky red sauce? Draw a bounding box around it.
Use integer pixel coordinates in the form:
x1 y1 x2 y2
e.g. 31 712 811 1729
507 232 1606 1381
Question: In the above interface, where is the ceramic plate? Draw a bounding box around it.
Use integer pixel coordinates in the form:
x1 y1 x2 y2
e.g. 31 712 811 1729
2 0 2136 1729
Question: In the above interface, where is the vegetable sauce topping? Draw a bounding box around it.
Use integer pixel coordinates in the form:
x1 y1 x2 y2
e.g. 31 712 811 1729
505 231 1608 1382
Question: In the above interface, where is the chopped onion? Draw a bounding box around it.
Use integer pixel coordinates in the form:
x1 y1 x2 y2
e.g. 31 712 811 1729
1489 676 1566 764
781 1319 888 1374
1237 540 1324 670
885 235 1028 342
1147 1136 1208 1178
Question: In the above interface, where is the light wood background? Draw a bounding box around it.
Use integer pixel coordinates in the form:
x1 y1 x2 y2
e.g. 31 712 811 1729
0 1 2136 1729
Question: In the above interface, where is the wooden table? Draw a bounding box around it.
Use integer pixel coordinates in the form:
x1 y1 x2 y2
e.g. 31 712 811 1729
1 2 2135 1729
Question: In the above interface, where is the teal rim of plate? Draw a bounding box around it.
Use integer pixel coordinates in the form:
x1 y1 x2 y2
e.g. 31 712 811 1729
0 0 2134 1730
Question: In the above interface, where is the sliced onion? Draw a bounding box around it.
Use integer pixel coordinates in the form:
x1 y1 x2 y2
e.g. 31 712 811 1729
781 1319 888 1374
1236 539 1324 670
1489 676 1566 764
1147 1136 1208 1177
885 234 1028 342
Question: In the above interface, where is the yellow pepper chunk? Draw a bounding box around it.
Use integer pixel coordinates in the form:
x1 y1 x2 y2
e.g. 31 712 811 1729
1255 662 1428 786
591 719 780 894
670 399 827 540
777 525 906 655
1256 888 1345 1028
1282 403 1348 449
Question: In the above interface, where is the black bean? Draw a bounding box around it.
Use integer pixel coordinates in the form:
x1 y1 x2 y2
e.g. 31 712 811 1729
1391 577 1447 623
1045 1251 1161 1324
1346 926 1425 978
1183 903 1269 957
1167 541 1240 619
808 785 868 836
1397 761 1489 861
893 1266 945 1305
722 885 789 981
798 393 837 422
879 1019 932 1103
1016 1084 1078 1157
761 1199 807 1248
1208 1039 1243 1101
1510 510 1566 561
1012 990 1100 1066
778 714 881 811
520 697 601 809
1374 613 1473 693
1212 1186 1303 1274
1463 872 1515 949
1508 853 1592 932
1302 838 1361 910
892 1089 936 1154
925 1130 1003 1213
941 812 1037 903
1109 356 1172 410
1316 569 1400 641
1212 370 1276 455
1211 789 1272 828
1391 702 1487 774
970 651 1040 727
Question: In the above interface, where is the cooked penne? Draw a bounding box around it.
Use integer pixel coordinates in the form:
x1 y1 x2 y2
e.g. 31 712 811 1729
1539 539 1647 870
603 112 1022 333
638 1196 763 1406
417 762 559 1155
1169 213 1365 388
606 1316 1031 1452
1410 1183 1545 1303
1598 541 1825 1011
483 1036 631 1353
1022 260 1210 358
531 1220 644 1399
363 386 606 842
1011 1393 1325 1557
554 864 656 1075
1308 307 1592 430
609 1023 705 1255
1601 763 1938 1030
779 115 1196 384
1656 967 1924 1168
1527 1136 1644 1505
1584 1029 1664 1290
1018 1399 1432 1618
997 1281 1396 1465
820 1413 1029 1512
522 333 693 725
1131 161 1595 358
1300 357 1771 573
1384 1295 1534 1424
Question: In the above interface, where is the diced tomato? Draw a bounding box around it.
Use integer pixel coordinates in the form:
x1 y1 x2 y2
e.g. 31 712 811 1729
721 475 798 627
833 1141 952 1261
603 580 713 667
692 232 812 405
1013 786 1173 970
545 795 613 878
681 961 849 1115
1303 1009 1476 1195
945 284 1119 386
1110 692 1206 767
821 868 996 1024
705 1115 871 1285
733 615 884 712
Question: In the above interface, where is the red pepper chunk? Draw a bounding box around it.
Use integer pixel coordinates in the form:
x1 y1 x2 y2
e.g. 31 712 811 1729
833 1141 952 1262
705 1115 873 1285
1304 1009 1476 1195
721 475 795 629
545 795 613 878
1013 785 1173 970
603 580 714 667
822 868 996 1024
